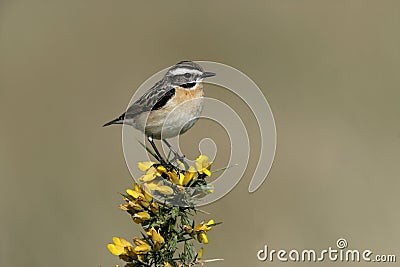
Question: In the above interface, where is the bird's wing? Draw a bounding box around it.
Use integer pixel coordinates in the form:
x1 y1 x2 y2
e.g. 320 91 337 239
124 82 175 119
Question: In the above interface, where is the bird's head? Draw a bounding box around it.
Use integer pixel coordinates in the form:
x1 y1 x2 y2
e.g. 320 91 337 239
165 61 215 89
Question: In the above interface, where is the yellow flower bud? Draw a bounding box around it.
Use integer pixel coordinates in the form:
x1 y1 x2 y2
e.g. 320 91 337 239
133 242 151 253
132 211 151 224
183 225 193 233
107 243 124 256
197 247 204 260
195 155 212 176
150 202 159 214
183 166 196 186
197 232 209 244
133 182 140 192
142 188 153 202
137 161 155 171
126 189 145 200
130 201 144 211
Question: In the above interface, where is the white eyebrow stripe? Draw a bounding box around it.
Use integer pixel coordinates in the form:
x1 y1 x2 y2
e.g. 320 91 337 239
169 68 202 76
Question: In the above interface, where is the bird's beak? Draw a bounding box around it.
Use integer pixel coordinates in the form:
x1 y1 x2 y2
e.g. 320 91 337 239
200 71 216 79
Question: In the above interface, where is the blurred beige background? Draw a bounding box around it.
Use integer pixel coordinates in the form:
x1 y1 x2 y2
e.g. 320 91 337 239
1 1 399 266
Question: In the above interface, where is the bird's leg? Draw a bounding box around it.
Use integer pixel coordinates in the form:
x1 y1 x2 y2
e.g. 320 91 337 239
162 139 180 159
147 136 166 165
162 139 188 170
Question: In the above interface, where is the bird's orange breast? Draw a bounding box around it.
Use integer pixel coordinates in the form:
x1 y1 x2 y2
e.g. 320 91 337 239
142 82 204 139
172 83 204 105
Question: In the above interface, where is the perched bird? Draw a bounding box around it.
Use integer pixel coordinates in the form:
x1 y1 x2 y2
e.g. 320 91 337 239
103 61 215 161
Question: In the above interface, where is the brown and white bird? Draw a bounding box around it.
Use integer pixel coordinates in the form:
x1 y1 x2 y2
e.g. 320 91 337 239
103 61 215 160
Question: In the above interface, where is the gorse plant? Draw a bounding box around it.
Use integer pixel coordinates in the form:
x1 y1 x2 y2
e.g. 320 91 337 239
107 152 222 267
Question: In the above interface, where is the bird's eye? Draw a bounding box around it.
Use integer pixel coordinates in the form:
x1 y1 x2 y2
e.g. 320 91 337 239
184 73 191 78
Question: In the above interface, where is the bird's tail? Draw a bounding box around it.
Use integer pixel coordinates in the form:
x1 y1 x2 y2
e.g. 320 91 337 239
103 113 125 127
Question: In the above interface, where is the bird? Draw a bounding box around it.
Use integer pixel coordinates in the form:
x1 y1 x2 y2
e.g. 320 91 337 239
103 61 215 162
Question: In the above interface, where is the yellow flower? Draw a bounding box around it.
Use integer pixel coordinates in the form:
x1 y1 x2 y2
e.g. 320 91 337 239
123 246 138 259
194 219 214 244
139 166 159 182
133 238 151 253
107 237 137 259
138 199 150 209
134 243 151 253
178 172 185 186
194 219 214 232
126 187 150 208
142 188 153 202
126 189 145 200
197 232 209 244
197 247 204 260
138 184 153 202
137 161 155 171
132 211 151 224
146 182 174 195
195 155 212 176
147 227 165 244
163 262 172 267
128 183 152 204
168 171 184 186
129 201 144 211
156 165 167 174
133 182 141 192
146 227 164 250
107 237 132 256
133 238 147 246
107 242 125 256
183 166 196 186
119 201 143 212
150 202 159 214
112 237 132 248
156 166 185 185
